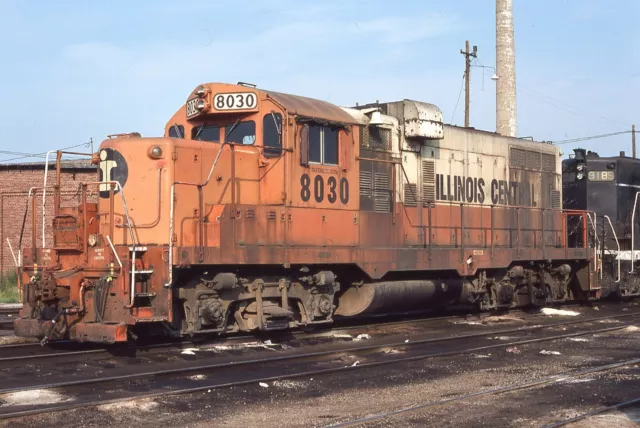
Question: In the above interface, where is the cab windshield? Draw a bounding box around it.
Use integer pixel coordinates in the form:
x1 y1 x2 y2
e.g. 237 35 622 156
225 121 256 145
191 120 256 145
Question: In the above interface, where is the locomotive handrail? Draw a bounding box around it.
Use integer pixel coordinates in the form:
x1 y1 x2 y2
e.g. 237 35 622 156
105 235 123 269
42 150 93 248
604 215 621 283
25 180 138 306
629 191 640 273
586 212 601 276
82 181 138 306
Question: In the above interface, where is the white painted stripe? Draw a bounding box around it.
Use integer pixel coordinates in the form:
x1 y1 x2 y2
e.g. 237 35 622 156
608 250 640 260
617 183 640 189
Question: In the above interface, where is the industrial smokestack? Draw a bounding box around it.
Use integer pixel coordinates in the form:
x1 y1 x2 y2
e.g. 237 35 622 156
496 0 517 137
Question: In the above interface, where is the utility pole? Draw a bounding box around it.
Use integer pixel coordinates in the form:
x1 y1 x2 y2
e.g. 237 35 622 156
633 124 636 158
460 40 477 127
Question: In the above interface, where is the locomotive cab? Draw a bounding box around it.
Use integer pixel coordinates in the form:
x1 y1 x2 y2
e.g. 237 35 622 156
562 148 640 297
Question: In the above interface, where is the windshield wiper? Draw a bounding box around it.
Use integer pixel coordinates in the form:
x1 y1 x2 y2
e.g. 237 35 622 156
225 118 241 143
194 125 205 141
173 123 183 138
270 111 281 135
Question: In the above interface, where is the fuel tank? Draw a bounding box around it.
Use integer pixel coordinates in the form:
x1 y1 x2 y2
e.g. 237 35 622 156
334 279 471 317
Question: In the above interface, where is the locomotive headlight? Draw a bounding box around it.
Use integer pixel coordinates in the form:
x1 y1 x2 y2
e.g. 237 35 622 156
195 85 206 96
151 146 163 158
577 172 585 180
576 163 585 171
88 234 98 247
196 100 207 110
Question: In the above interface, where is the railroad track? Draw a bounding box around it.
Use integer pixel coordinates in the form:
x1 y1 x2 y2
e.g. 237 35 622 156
542 397 640 427
0 303 625 365
0 309 638 420
0 307 20 330
329 358 640 427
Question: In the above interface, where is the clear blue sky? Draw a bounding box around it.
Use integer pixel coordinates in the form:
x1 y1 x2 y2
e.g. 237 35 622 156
1 0 638 161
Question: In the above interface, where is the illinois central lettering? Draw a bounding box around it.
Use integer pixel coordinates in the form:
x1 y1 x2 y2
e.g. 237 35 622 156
435 174 536 207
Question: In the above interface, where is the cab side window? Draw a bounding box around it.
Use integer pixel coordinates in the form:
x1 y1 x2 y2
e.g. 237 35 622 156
308 124 338 165
263 113 282 157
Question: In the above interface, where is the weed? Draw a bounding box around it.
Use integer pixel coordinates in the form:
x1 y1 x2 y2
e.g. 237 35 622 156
0 272 19 304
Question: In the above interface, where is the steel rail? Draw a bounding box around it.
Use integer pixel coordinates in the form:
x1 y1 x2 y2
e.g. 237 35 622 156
542 396 640 428
0 309 638 372
0 308 19 316
329 358 640 427
0 317 637 420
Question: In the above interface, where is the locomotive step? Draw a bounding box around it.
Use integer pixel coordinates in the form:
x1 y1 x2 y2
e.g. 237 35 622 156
134 293 157 298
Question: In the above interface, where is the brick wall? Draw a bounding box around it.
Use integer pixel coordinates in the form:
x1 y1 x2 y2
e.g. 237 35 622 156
0 161 97 279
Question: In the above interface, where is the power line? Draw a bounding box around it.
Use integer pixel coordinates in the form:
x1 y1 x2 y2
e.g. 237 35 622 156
450 72 466 125
0 150 47 158
518 86 630 129
0 142 92 163
473 57 629 129
553 130 632 145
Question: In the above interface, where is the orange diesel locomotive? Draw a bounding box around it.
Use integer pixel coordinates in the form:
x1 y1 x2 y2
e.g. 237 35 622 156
14 82 596 343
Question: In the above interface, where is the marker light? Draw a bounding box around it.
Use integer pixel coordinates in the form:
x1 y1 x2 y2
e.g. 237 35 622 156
151 146 163 158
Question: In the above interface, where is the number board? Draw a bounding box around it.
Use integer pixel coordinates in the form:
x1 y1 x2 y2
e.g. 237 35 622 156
213 92 258 111
587 170 615 182
186 97 200 118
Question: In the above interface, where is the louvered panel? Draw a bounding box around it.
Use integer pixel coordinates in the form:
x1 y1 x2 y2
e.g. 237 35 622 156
422 160 435 183
541 153 556 172
551 190 561 209
374 172 391 212
422 160 435 206
359 170 372 196
526 151 541 170
404 183 418 207
422 184 435 205
374 191 390 212
510 148 526 168
374 172 389 191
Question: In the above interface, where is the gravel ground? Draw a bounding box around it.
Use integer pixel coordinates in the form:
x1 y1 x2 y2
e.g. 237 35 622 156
0 310 638 428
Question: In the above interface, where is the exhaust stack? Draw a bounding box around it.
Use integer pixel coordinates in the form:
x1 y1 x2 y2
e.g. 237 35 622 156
496 0 517 137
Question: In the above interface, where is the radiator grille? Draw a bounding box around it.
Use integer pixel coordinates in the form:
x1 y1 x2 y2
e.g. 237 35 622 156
510 148 527 168
526 151 541 170
542 153 556 172
551 190 561 209
360 126 391 151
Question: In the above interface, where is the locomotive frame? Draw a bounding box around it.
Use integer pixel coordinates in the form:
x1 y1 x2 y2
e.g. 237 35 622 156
13 82 596 344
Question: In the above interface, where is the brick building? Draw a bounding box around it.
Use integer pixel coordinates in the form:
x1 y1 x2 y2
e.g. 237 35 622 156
0 160 96 279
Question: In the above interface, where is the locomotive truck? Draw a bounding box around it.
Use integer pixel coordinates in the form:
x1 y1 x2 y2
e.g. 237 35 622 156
14 82 596 344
